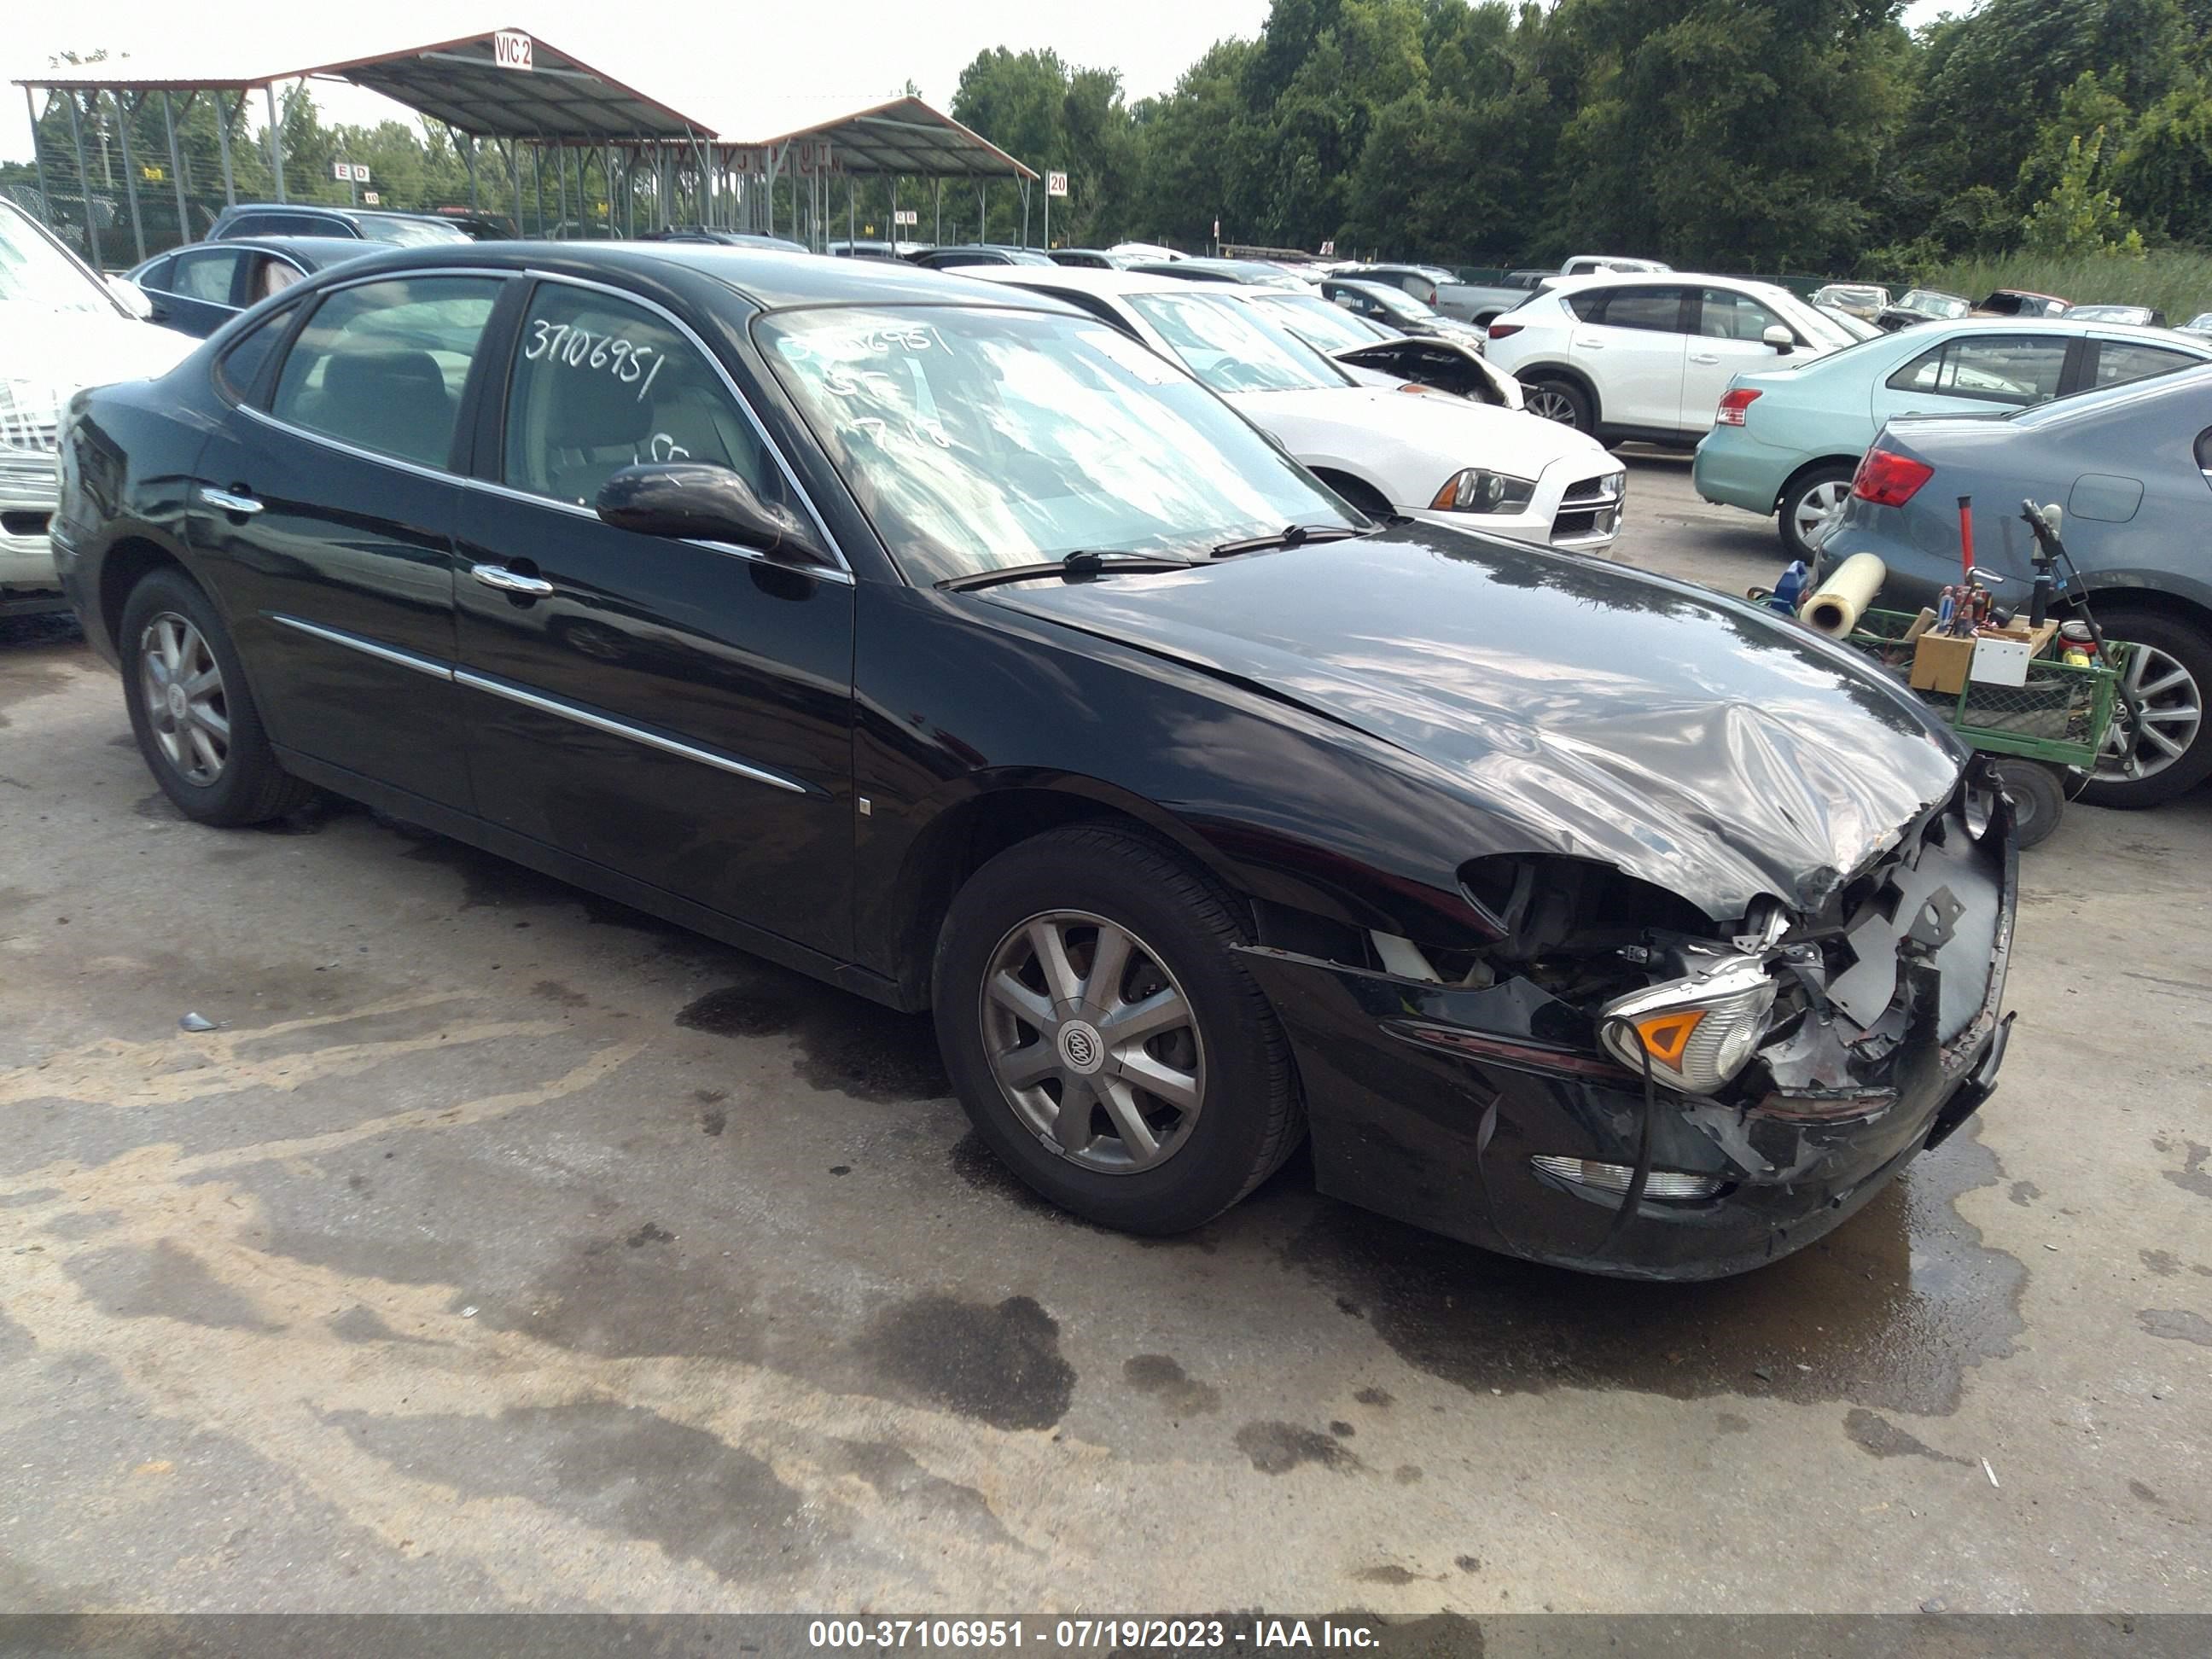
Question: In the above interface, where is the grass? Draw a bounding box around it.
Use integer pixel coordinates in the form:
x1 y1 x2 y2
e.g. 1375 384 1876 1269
1913 249 2212 323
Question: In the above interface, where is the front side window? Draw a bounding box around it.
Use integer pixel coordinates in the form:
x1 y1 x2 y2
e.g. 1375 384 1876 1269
1698 288 1783 341
1127 289 1348 394
172 248 245 304
1889 336 2069 405
503 283 786 512
2091 340 2200 389
271 276 503 469
761 304 1356 585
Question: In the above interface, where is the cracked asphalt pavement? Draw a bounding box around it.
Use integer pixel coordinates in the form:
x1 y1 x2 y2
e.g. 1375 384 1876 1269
1 456 2207 1613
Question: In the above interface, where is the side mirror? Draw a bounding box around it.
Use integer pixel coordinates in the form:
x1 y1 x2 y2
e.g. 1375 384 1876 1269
107 275 154 321
594 463 834 566
1762 323 1795 354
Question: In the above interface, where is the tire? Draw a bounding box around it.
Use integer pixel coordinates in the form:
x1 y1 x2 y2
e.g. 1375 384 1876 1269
1313 469 1394 522
1991 758 2065 849
119 567 317 827
2072 611 2212 810
1776 463 1857 561
1522 377 1592 434
932 825 1303 1235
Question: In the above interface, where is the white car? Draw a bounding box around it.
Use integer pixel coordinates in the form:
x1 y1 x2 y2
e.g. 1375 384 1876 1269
2 202 195 610
1483 272 1861 445
961 266 1626 552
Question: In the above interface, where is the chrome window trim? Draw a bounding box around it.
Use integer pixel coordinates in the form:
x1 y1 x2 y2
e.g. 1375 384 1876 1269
268 613 453 679
513 268 853 577
454 668 811 795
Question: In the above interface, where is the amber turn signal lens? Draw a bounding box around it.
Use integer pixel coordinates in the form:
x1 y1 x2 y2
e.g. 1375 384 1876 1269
1632 1009 1706 1068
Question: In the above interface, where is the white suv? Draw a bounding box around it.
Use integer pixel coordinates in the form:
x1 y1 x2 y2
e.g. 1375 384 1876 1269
1484 273 1860 445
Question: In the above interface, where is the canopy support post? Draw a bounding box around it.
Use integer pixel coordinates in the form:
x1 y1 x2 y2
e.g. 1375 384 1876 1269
265 83 286 201
216 94 237 207
26 89 53 225
934 178 941 246
114 92 146 263
465 131 478 211
65 93 101 268
161 91 189 246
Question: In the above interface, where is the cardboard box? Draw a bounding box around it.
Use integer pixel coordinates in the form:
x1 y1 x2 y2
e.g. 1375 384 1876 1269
1910 632 1975 696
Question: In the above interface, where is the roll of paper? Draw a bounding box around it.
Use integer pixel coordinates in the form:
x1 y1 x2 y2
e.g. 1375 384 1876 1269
1802 552 1888 637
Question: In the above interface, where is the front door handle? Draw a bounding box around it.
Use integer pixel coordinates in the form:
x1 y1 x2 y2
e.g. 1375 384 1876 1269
1690 352 1721 364
198 486 263 515
471 562 555 598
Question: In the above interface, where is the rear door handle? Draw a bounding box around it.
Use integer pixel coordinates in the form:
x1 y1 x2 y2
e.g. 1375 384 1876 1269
1690 353 1721 364
1573 334 1604 349
471 562 555 598
198 486 263 515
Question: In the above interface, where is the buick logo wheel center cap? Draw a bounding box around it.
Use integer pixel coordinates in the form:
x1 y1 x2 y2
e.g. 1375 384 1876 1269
1058 1021 1104 1075
166 684 188 721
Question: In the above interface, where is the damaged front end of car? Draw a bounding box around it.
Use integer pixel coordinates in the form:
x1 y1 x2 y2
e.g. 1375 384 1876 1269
1235 755 2018 1280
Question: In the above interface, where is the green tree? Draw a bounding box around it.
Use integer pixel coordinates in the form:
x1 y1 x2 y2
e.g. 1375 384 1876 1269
2021 125 2145 253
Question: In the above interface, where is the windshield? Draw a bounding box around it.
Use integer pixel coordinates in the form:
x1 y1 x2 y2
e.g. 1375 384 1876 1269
1900 290 1970 319
1249 291 1392 352
760 305 1356 585
1126 288 1351 394
0 203 119 313
1355 284 1435 323
1760 287 1860 351
360 218 472 247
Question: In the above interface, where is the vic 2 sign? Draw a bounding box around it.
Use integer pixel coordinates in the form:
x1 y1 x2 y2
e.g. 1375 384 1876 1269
494 31 533 71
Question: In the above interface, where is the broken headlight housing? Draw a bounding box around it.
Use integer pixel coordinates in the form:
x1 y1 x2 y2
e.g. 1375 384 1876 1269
1598 952 1778 1095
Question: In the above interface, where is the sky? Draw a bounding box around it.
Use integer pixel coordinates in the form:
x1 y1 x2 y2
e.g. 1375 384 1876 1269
3 0 1968 164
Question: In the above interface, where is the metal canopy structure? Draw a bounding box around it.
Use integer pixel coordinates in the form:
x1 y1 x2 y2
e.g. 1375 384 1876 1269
13 32 1045 263
729 97 1037 182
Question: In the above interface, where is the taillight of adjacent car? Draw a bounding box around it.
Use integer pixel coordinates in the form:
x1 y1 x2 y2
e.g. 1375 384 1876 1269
1851 447 1935 507
1487 322 1523 340
1716 387 1761 426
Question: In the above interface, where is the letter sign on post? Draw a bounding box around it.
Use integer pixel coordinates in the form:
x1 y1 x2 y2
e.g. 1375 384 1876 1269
494 31 533 71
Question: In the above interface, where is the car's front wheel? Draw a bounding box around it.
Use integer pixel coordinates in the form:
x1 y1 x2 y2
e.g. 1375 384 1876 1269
119 567 316 826
2075 611 2211 809
933 825 1303 1235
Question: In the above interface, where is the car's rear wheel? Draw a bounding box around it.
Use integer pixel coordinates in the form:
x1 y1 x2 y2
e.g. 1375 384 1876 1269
1777 463 1856 561
119 567 315 826
933 825 1302 1235
2074 612 2211 809
1522 378 1592 434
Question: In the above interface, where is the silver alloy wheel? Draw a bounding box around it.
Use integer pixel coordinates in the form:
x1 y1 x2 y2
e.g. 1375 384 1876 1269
978 909 1206 1174
1790 478 1852 547
1524 386 1579 426
137 613 230 785
2098 640 2203 783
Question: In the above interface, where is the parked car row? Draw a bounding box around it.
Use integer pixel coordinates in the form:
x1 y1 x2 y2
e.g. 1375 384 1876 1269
46 240 2018 1280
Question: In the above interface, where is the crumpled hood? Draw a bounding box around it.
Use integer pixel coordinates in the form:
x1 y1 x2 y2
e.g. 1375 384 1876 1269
0 305 193 446
1234 384 1609 480
984 522 1967 919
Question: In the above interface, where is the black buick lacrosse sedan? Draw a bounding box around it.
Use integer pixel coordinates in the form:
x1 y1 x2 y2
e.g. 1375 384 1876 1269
53 243 2016 1278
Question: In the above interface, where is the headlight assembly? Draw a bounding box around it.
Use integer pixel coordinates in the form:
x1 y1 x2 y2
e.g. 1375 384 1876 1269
1430 468 1534 514
1598 954 1778 1095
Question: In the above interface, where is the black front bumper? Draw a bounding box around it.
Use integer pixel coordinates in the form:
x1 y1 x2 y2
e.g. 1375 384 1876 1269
1237 793 2018 1281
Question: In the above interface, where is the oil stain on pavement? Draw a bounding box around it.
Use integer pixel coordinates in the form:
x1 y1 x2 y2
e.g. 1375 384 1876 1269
676 968 947 1104
856 1294 1074 1431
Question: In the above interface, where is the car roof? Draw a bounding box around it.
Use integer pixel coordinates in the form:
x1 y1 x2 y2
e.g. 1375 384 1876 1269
271 241 1076 316
222 236 381 264
959 265 1215 299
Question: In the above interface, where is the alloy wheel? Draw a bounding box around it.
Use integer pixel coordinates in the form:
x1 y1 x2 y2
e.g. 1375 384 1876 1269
2098 641 2203 783
1790 479 1852 548
1524 386 1578 426
978 909 1206 1174
138 613 230 786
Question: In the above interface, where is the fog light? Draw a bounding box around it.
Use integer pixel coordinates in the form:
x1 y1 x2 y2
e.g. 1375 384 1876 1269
1531 1155 1725 1201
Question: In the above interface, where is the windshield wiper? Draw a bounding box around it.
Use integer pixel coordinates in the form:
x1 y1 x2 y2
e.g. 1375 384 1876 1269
1211 521 1374 557
937 550 1196 594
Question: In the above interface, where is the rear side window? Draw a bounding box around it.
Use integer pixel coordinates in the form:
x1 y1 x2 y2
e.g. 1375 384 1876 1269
213 302 299 404
1571 287 1689 331
135 255 177 290
271 276 503 469
1888 336 2068 405
2090 340 2200 390
172 247 244 304
502 282 788 514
